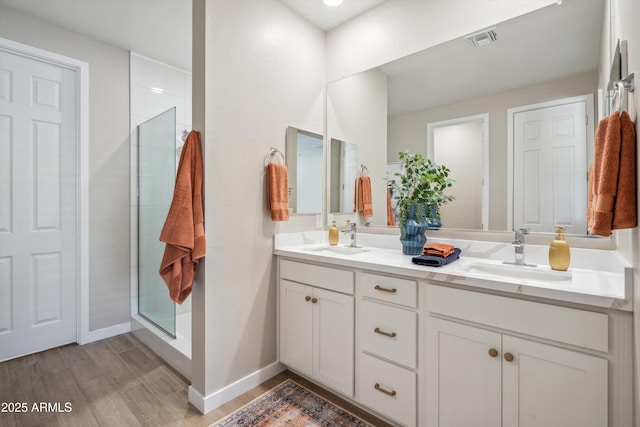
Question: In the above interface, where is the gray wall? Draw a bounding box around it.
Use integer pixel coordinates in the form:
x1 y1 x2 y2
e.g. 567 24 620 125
0 6 131 332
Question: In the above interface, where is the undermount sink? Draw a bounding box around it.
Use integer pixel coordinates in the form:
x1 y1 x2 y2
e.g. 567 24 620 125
305 245 370 255
460 261 572 283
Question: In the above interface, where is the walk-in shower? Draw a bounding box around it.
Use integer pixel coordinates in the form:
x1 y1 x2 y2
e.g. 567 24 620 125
132 106 191 379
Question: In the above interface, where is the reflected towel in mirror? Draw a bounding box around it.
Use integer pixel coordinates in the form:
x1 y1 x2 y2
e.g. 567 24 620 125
354 176 373 218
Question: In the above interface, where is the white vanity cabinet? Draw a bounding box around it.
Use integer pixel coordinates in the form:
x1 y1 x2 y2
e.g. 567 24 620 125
425 285 609 427
278 259 355 396
356 272 418 427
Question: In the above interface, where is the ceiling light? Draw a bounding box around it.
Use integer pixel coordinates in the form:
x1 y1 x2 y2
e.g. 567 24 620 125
323 0 343 7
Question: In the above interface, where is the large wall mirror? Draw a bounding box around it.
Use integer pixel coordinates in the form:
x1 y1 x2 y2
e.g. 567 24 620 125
326 0 606 236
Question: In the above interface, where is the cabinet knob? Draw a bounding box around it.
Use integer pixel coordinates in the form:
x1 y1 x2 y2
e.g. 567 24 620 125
311 298 318 304
488 348 498 358
374 285 397 293
374 383 397 397
305 296 311 302
504 352 514 362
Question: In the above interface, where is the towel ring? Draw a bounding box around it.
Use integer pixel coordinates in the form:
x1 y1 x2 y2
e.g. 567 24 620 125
266 147 285 166
360 164 369 176
612 81 625 113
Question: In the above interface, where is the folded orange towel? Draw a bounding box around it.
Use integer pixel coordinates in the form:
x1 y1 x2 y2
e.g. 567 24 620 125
267 162 289 221
354 176 373 218
587 110 637 236
386 187 396 226
423 243 455 257
159 130 206 304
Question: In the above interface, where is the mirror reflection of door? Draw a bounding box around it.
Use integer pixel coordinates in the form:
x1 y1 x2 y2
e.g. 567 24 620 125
427 114 488 230
330 138 357 213
510 97 590 234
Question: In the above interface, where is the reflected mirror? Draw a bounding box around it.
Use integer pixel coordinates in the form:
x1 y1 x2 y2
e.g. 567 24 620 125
326 0 606 235
329 138 358 213
286 126 323 214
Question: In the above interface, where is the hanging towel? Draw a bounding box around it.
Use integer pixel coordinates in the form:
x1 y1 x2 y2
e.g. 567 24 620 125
412 248 462 267
587 110 637 236
159 130 206 304
267 162 289 221
353 176 374 218
386 187 396 226
423 243 455 258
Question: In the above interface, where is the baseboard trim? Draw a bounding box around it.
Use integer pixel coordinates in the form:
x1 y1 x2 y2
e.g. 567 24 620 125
80 322 131 345
188 361 287 414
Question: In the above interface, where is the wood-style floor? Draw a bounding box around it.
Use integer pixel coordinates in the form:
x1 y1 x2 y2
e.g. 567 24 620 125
0 333 393 426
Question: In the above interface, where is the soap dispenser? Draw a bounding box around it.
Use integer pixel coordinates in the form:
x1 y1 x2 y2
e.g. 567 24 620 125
549 226 570 271
329 221 339 246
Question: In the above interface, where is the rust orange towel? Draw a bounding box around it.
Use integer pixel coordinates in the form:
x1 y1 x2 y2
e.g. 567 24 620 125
423 243 455 257
159 130 206 304
353 176 373 218
267 162 289 221
587 110 636 236
386 187 396 226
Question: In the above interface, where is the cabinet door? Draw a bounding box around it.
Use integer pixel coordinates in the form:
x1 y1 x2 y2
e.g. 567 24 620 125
502 335 607 427
426 317 502 427
279 279 313 375
313 287 354 396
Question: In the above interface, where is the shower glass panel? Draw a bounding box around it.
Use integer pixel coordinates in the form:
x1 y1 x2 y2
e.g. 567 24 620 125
138 107 176 338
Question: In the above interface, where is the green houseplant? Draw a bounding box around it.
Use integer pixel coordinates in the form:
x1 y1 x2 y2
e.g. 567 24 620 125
388 151 454 253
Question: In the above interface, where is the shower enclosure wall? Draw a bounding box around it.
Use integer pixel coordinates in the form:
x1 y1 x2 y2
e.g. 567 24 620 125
129 52 193 380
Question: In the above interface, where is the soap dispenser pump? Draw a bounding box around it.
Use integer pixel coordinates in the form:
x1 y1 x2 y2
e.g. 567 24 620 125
329 221 339 246
549 226 570 271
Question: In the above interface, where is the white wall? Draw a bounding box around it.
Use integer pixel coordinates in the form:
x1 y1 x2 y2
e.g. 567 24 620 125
327 68 388 226
0 6 131 333
608 0 640 423
190 0 326 410
326 0 556 82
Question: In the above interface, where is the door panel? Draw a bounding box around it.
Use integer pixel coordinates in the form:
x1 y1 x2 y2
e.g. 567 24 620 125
0 48 77 361
513 101 587 234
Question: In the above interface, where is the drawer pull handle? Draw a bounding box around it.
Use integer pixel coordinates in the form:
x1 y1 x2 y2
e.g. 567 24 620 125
488 348 498 358
504 352 514 362
374 383 397 397
305 296 311 302
374 285 397 293
311 298 318 304
374 327 397 338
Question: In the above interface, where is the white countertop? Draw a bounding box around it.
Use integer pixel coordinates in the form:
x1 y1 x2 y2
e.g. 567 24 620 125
274 231 633 311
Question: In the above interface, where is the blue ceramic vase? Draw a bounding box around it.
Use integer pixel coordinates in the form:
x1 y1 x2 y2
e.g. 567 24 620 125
400 203 441 255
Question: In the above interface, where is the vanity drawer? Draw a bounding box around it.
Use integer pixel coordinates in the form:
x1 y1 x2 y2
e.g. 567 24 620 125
427 285 609 352
359 299 417 368
280 259 354 294
358 272 417 308
358 352 416 427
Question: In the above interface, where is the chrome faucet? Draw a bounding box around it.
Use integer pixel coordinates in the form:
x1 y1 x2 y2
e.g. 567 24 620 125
504 228 536 267
343 222 360 248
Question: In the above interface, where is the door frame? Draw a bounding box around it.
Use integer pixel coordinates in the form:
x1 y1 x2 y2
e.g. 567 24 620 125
506 94 594 231
426 113 490 230
0 38 90 345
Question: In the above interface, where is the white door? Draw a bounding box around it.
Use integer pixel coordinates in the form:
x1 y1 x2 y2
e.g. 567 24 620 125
502 335 607 427
513 101 588 234
426 317 502 427
0 48 78 360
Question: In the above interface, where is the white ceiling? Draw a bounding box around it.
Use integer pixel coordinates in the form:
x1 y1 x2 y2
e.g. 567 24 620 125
381 0 605 115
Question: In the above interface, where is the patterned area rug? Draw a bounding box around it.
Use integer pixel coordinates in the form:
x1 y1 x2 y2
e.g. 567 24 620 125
210 379 373 426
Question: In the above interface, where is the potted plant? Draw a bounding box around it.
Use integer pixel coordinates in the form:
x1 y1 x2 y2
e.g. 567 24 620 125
387 151 454 254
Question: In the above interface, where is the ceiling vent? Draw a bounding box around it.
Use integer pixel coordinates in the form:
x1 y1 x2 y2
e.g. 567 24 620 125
466 28 498 47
